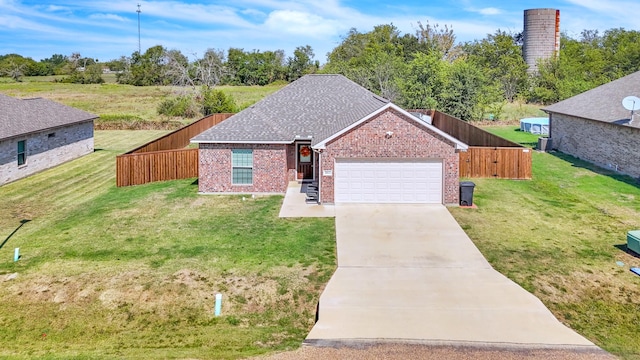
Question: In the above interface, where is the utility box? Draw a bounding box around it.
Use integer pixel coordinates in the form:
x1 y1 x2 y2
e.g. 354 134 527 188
460 181 476 206
627 230 640 255
537 137 552 151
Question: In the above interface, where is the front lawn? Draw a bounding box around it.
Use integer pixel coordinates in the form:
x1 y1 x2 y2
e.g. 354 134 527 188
0 131 336 359
451 126 640 359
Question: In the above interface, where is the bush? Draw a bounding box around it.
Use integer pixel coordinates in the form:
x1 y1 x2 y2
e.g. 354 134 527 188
157 95 199 117
201 87 237 115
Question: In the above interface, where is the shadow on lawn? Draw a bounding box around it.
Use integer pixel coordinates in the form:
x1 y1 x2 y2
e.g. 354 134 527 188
613 244 640 259
548 151 640 190
511 128 540 148
0 219 31 250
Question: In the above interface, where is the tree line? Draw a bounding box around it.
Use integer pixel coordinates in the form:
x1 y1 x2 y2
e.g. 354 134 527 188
0 45 319 86
2 24 639 120
322 23 640 120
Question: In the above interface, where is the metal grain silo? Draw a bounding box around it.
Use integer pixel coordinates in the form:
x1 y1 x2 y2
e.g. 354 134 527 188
523 9 560 73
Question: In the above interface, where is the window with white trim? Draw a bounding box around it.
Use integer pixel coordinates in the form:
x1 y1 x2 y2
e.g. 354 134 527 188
17 140 26 166
232 149 253 185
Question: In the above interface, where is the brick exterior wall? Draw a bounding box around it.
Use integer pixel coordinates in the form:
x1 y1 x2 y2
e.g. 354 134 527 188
286 144 297 181
198 143 289 193
551 113 640 178
320 108 460 204
0 121 94 186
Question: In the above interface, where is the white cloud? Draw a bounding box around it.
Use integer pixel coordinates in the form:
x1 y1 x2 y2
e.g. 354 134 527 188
78 0 256 28
478 7 502 15
89 13 129 22
0 14 64 33
559 0 640 37
464 6 503 16
241 8 267 18
46 5 71 12
264 10 341 37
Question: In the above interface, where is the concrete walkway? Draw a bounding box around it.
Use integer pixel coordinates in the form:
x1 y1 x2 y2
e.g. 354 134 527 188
305 204 598 349
279 181 335 218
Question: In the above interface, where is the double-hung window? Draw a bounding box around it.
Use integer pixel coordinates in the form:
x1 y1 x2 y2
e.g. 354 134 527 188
232 149 253 185
17 140 26 166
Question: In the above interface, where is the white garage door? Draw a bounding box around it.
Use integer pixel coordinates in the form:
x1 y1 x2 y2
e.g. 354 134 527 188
334 159 443 204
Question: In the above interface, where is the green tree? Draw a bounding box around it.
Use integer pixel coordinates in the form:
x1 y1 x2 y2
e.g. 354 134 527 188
41 53 67 74
0 54 45 80
117 45 170 86
438 60 486 121
225 48 285 85
397 52 444 109
324 25 407 101
415 21 462 62
104 57 128 72
465 30 528 102
200 87 237 115
601 28 640 78
286 45 318 81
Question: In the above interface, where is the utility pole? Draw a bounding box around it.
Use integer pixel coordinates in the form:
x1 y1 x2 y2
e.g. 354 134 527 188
137 3 142 54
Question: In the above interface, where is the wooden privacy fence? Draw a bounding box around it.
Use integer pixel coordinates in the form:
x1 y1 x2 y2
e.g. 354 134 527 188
410 110 532 179
117 148 199 186
459 147 532 179
430 110 521 147
116 113 234 187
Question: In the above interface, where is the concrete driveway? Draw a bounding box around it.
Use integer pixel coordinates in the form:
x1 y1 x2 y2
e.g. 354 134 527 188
305 204 598 349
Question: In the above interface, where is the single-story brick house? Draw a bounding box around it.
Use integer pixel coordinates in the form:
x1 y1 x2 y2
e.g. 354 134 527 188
543 71 640 179
0 94 97 185
191 74 467 205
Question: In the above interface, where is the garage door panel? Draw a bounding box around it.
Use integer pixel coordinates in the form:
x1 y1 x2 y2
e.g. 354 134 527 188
335 160 442 204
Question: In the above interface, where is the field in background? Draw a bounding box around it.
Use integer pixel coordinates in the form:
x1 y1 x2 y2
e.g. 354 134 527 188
0 77 545 126
499 101 547 122
0 77 284 126
451 126 640 359
0 131 336 359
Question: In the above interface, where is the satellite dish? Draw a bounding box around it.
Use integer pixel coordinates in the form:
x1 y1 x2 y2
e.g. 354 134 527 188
622 96 640 111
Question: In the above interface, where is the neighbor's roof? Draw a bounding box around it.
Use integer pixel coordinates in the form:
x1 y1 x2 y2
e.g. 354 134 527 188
0 94 98 141
543 71 640 128
192 74 390 146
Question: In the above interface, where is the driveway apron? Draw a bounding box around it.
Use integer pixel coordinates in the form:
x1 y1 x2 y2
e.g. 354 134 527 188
305 204 597 348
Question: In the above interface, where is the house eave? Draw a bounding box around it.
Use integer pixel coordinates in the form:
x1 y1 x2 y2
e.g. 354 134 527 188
191 139 293 145
0 118 97 142
312 103 469 151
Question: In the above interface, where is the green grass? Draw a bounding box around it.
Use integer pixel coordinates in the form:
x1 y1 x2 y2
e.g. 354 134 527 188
483 125 543 148
0 78 283 124
0 131 336 359
450 127 640 359
499 101 546 122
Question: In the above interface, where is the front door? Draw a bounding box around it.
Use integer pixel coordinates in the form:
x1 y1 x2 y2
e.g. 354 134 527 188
297 143 314 180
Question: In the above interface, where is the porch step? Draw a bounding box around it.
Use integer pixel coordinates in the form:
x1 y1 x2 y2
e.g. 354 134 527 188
304 181 319 203
306 191 319 203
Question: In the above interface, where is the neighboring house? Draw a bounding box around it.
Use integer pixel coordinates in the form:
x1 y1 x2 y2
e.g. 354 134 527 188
191 74 467 205
0 94 97 185
543 71 640 179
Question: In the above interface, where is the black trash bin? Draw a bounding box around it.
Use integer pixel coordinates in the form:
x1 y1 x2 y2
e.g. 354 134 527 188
459 181 475 206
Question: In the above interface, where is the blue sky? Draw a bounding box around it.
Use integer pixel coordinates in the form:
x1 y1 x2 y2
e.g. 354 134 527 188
1 0 638 63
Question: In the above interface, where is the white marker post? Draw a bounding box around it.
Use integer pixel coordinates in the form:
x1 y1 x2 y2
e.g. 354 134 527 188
214 293 222 316
14 248 19 262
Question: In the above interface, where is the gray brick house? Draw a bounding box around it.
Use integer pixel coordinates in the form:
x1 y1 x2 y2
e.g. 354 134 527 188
1 94 97 185
192 74 467 205
543 71 640 179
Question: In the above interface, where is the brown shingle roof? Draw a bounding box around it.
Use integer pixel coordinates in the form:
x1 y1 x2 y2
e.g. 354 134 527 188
543 71 640 128
0 94 98 141
191 74 389 146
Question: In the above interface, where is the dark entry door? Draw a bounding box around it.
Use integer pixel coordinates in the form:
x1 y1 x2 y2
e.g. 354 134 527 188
297 144 313 180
